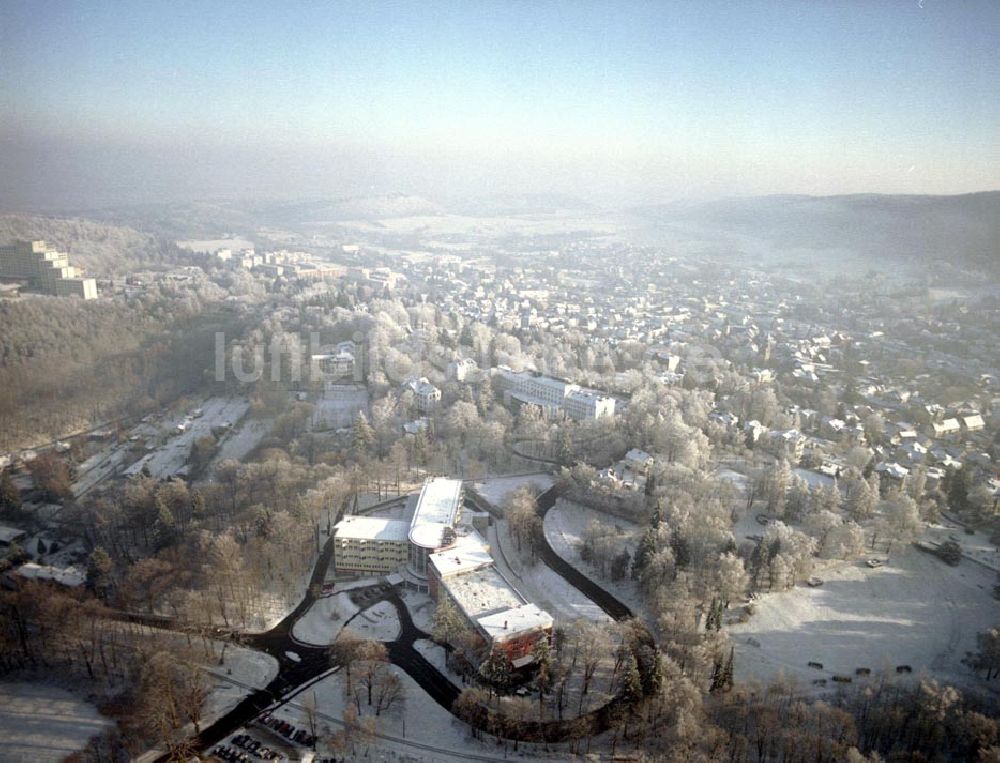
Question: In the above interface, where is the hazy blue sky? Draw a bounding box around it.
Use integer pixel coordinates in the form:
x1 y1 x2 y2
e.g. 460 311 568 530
1 0 998 208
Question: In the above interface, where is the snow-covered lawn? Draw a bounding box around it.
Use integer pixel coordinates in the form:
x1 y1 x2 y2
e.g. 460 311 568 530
292 592 360 646
490 519 610 625
717 467 749 493
210 416 271 469
0 682 113 762
543 499 645 617
272 663 554 761
401 589 435 632
203 645 279 725
473 473 555 510
347 600 400 641
925 519 1000 574
793 467 835 489
729 546 1000 691
310 385 368 432
244 558 319 633
176 237 254 253
414 639 468 687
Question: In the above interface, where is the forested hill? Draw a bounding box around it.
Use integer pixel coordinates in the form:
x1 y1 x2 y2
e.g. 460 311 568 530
635 192 1000 273
0 215 185 274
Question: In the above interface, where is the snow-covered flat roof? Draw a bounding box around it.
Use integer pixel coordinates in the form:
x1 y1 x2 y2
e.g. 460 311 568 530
409 478 462 549
445 565 525 620
15 562 85 587
335 515 410 543
429 529 493 577
477 603 553 641
0 525 27 544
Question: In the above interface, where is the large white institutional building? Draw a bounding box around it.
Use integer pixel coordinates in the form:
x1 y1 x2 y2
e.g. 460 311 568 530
0 240 98 299
333 477 464 580
493 367 616 420
332 477 553 666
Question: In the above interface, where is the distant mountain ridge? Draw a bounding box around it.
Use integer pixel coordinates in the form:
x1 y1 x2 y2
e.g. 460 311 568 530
249 194 445 224
635 191 1000 272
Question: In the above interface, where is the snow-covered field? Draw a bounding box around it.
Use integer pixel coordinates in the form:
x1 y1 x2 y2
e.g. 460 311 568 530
414 639 467 686
473 473 555 510
310 385 368 432
292 592 359 646
543 499 645 616
793 467 835 489
272 664 550 762
176 237 254 253
210 417 270 469
203 645 279 724
490 519 610 624
717 466 749 492
347 600 400 641
0 682 113 762
401 589 435 632
241 557 319 633
338 211 624 239
729 547 1000 691
925 519 1000 573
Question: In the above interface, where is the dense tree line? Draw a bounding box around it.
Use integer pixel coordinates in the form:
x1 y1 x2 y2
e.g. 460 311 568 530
0 215 196 274
0 286 246 450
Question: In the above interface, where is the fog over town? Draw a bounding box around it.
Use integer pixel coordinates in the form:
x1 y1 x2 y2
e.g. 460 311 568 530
1 3 998 762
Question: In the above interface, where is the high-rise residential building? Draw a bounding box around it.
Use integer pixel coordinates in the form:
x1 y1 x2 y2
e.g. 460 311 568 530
0 240 98 299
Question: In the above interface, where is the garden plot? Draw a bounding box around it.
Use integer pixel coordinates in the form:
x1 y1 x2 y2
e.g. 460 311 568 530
0 682 113 762
729 546 1000 691
292 592 360 646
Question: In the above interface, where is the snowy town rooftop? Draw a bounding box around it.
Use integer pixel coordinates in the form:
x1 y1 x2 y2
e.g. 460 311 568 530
445 564 525 620
428 528 494 577
477 603 554 641
0 525 27 545
409 477 463 549
14 562 85 587
334 515 410 543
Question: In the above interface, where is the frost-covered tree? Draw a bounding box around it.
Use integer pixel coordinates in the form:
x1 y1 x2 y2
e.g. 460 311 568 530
878 492 923 551
845 475 877 522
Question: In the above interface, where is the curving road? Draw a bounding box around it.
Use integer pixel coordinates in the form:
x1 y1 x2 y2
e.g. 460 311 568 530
162 480 643 758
